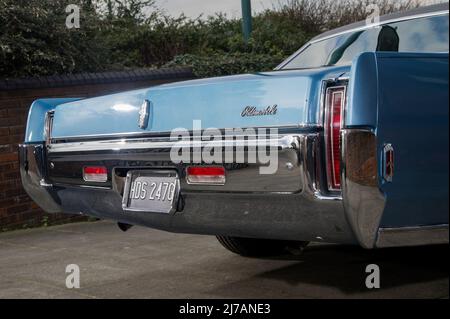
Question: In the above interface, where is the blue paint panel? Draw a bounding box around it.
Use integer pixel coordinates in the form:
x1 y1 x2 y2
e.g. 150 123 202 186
376 52 449 227
25 98 82 143
346 52 379 129
51 67 350 139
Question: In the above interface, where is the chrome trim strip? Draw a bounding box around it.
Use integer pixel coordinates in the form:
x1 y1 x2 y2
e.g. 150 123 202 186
382 143 394 182
39 179 53 188
318 77 349 126
276 10 449 70
376 225 449 248
138 99 151 129
44 110 54 146
309 11 449 44
48 134 302 153
56 183 110 190
275 43 311 70
49 124 319 143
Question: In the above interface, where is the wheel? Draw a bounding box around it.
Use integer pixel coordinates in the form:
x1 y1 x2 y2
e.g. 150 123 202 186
216 236 309 257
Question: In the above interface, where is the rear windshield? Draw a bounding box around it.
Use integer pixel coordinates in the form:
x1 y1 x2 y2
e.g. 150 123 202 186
282 13 449 69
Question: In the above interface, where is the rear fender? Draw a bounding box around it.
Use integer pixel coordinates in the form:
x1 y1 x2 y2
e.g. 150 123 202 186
342 52 449 248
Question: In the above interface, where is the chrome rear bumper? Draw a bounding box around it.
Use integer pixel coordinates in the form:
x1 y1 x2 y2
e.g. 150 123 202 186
19 131 358 244
19 130 449 247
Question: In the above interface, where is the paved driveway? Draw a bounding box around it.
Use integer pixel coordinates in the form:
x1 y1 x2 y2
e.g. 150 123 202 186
0 221 448 299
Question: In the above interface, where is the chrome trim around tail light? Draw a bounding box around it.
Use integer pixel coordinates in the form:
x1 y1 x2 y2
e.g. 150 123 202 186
382 143 395 183
185 166 226 186
324 84 347 192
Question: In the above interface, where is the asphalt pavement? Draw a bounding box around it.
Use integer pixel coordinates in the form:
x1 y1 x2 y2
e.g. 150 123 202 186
0 220 448 299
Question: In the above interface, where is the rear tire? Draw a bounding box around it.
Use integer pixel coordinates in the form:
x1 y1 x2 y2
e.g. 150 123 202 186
216 236 309 257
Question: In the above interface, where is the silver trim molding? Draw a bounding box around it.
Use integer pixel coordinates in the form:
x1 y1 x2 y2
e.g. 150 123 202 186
376 225 449 248
382 143 394 183
48 134 301 153
49 124 318 143
44 111 54 146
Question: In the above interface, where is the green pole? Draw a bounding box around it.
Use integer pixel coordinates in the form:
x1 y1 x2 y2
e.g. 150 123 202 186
241 0 252 42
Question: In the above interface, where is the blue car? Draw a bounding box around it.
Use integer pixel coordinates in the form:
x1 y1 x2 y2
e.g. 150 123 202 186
20 4 449 256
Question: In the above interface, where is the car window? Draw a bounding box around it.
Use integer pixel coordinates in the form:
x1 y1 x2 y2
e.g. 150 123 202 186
393 14 449 52
282 13 449 69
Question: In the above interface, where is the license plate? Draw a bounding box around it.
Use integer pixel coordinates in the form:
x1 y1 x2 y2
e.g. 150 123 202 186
122 171 180 214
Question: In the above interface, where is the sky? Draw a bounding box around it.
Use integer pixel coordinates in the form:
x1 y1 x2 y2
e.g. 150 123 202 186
153 0 282 19
153 0 445 19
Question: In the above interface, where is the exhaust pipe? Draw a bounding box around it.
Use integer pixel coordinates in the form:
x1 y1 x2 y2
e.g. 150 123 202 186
118 222 134 232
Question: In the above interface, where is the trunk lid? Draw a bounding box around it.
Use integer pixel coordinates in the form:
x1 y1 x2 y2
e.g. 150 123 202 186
51 68 348 139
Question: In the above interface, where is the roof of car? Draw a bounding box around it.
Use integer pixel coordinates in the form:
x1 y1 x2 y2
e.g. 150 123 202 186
311 3 449 42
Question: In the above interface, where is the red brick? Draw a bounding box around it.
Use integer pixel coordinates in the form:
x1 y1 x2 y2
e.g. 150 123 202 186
2 171 20 180
0 215 18 226
0 163 14 172
0 109 8 118
6 203 30 214
9 125 25 135
0 179 21 191
1 188 26 199
0 100 21 109
0 134 24 144
0 117 25 127
7 107 29 117
0 145 14 154
0 152 18 163
0 127 9 136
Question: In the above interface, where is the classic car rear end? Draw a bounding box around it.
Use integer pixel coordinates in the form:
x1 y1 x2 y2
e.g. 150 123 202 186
19 4 449 255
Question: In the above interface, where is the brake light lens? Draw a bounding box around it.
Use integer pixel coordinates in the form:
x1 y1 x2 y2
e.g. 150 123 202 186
83 166 108 182
186 166 226 185
325 86 346 191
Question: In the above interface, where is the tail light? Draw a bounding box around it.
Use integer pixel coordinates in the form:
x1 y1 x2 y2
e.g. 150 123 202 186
83 166 108 182
325 86 346 191
186 166 226 185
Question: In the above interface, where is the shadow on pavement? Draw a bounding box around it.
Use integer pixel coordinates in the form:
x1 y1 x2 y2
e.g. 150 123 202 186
254 244 449 294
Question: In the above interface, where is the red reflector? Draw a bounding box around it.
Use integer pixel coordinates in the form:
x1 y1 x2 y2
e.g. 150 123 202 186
383 144 394 182
83 166 108 182
326 86 346 191
186 166 226 185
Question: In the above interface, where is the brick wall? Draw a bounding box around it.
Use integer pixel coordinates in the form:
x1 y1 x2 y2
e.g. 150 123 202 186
0 68 195 231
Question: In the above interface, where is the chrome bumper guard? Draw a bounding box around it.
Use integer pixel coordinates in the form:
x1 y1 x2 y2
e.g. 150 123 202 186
20 130 445 247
